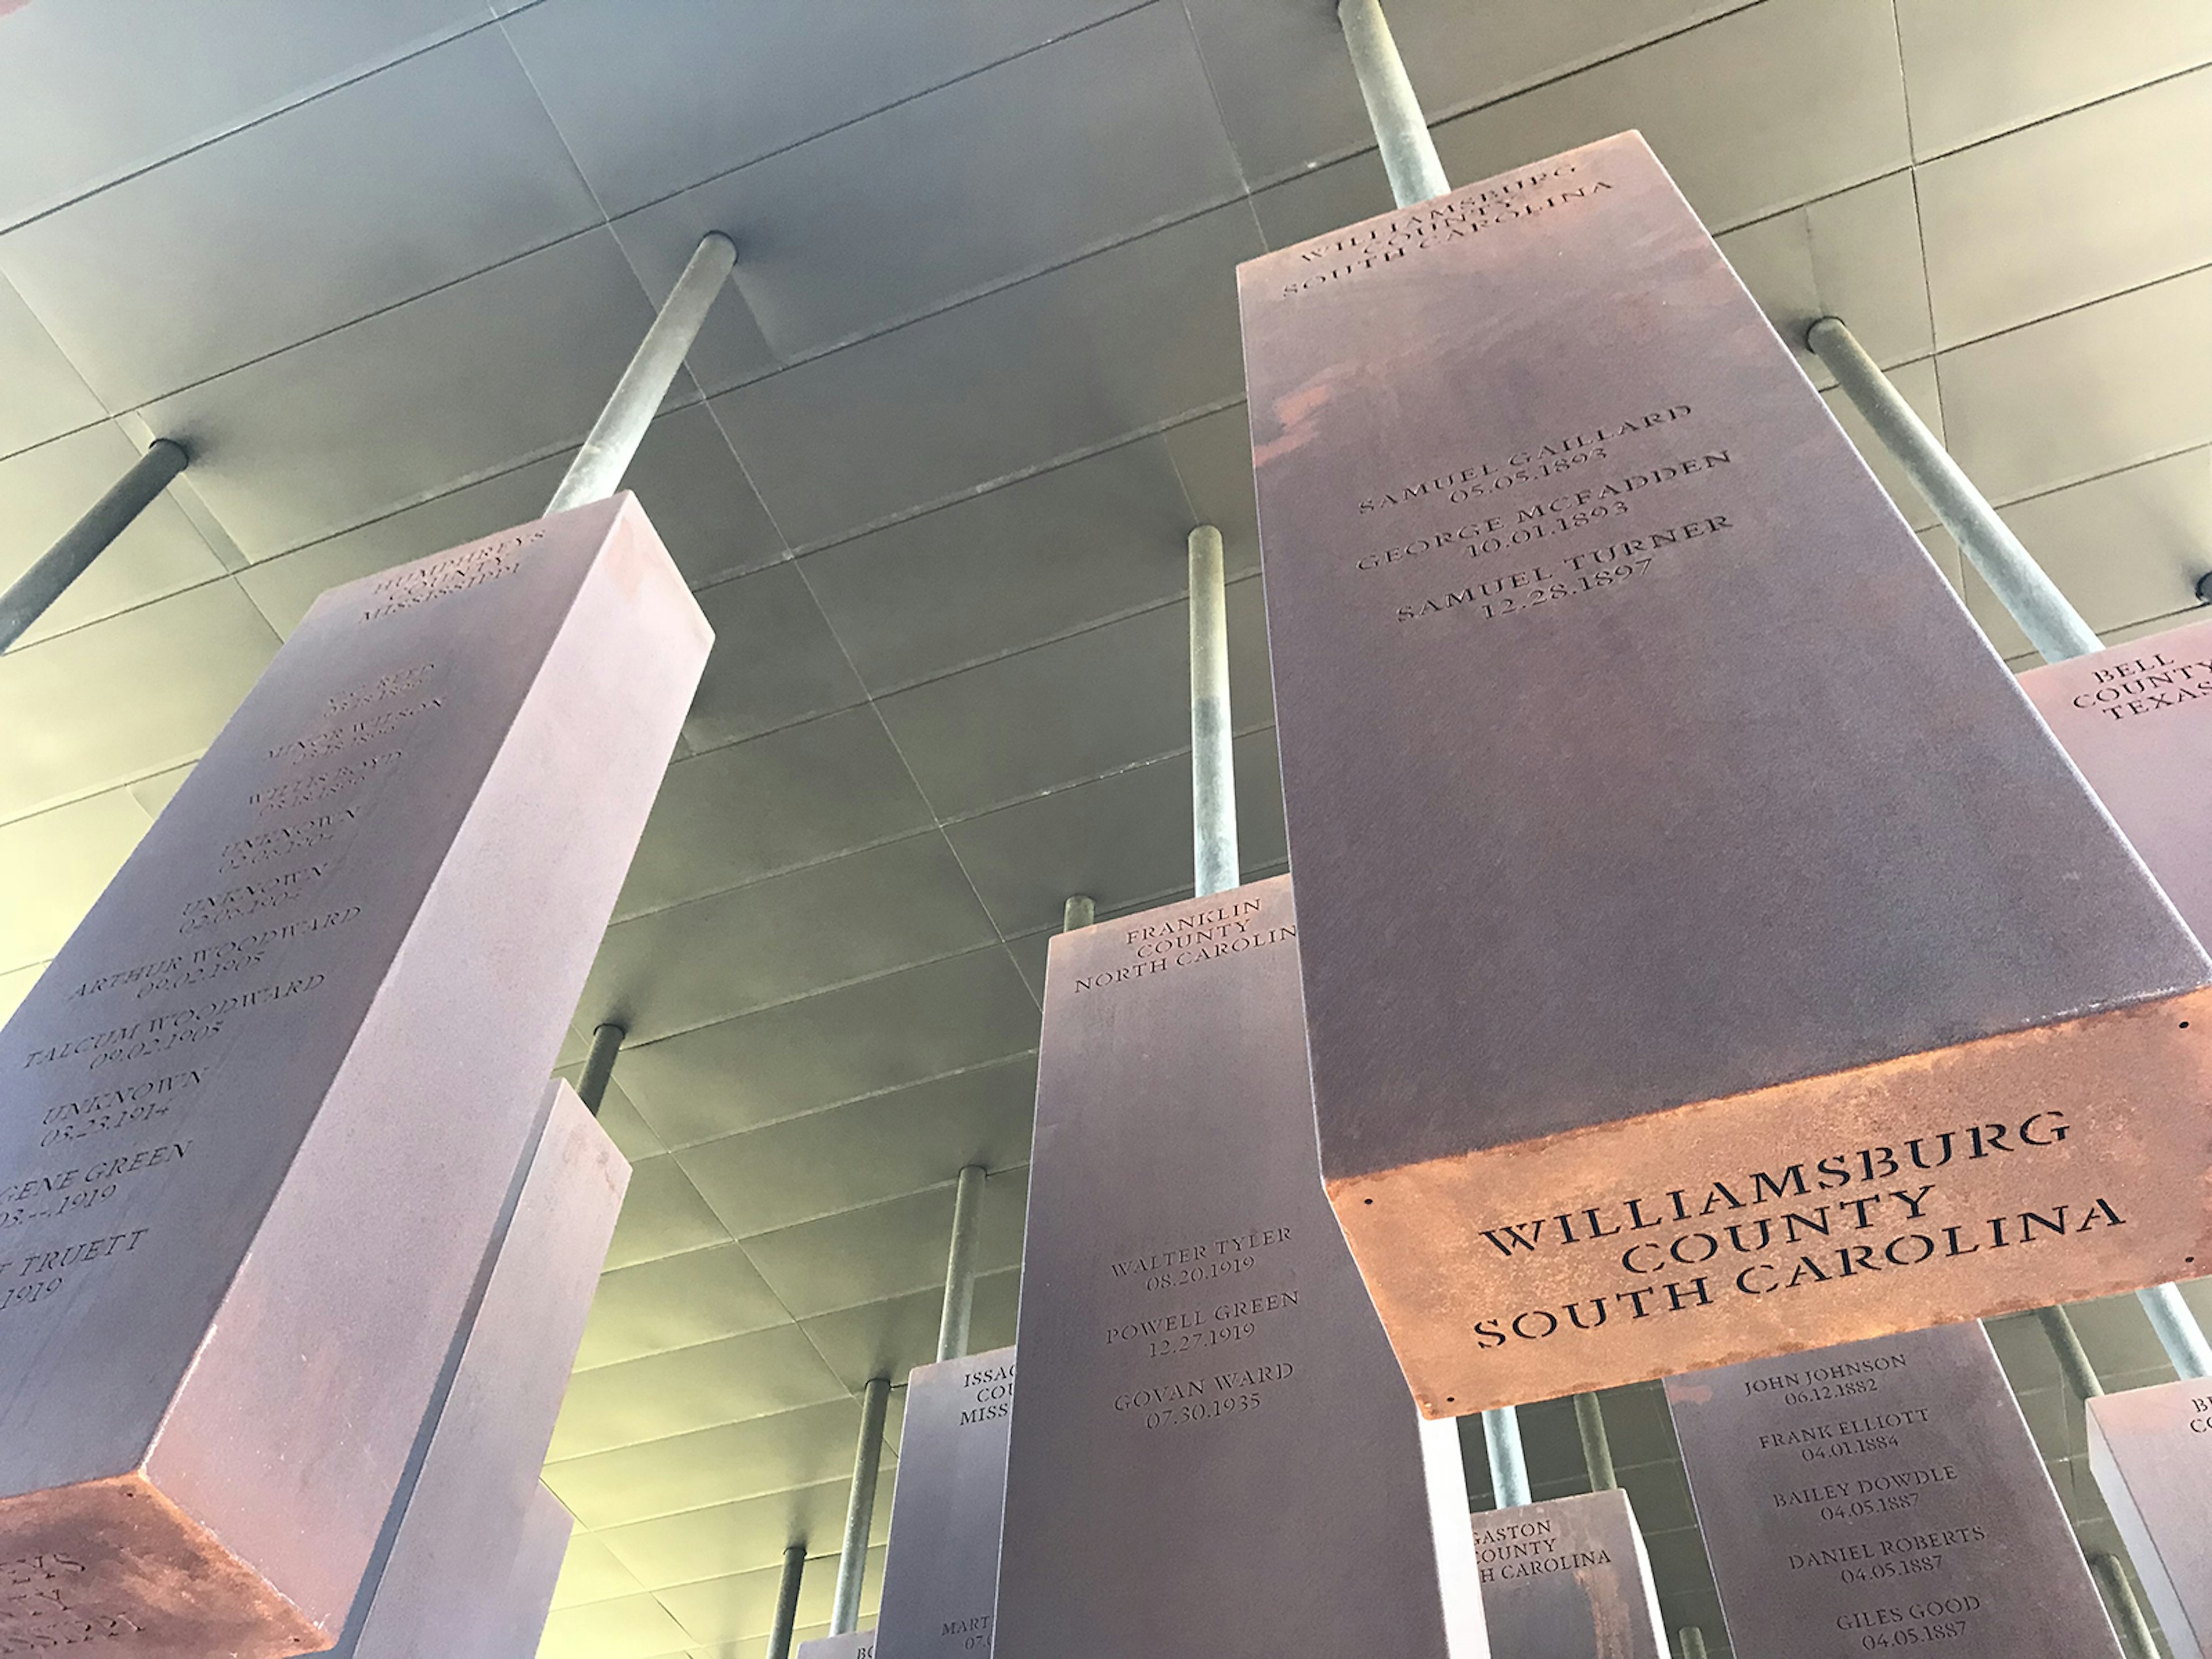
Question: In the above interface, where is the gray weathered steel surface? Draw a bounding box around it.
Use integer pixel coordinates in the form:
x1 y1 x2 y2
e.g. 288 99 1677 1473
487 1484 574 1659
996 875 1487 1658
1236 130 2212 1414
2021 616 2212 939
2087 1378 2212 1658
336 1079 628 1658
0 494 709 1656
1474 1490 1666 1659
1668 1323 2122 1659
798 1631 877 1659
876 1346 1014 1659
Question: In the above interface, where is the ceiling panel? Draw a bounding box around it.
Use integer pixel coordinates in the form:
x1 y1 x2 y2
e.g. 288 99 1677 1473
595 1477 893 1596
800 1268 1021 1394
1916 67 2212 348
0 785 152 972
536 1589 698 1659
709 201 1260 548
1431 0 1912 233
574 1242 791 1374
612 946 1039 1150
680 563 866 754
1939 266 2212 504
546 1399 868 1532
578 832 998 1046
0 963 48 1028
141 227 661 559
548 1322 849 1463
615 709 931 923
604 1156 733 1273
1161 404 1263 577
679 1057 1037 1239
500 0 1139 218
0 272 104 457
550 1533 649 1611
655 1545 885 1649
0 576 276 821
631 3 1240 365
738 1171 1030 1320
0 27 600 408
1715 169 1934 389
797 433 1196 693
0 0 488 229
0 423 226 646
623 403 789 587
1895 0 2212 158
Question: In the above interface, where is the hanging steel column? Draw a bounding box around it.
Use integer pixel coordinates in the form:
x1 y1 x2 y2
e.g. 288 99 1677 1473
1806 316 2100 662
766 1543 806 1659
1574 1393 1618 1492
2138 1283 2212 1379
575 1021 626 1118
2036 1305 2107 1401
1674 1626 1710 1659
546 232 736 516
0 437 188 652
1482 1407 1531 1509
1063 894 1096 933
937 1164 987 1363
1189 525 1240 898
1336 0 1449 208
2090 1550 2163 1659
830 1374 891 1635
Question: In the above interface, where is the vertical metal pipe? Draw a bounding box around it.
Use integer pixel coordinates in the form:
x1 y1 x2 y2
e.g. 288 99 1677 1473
1574 1392 1619 1492
575 1021 625 1118
0 438 188 652
937 1164 986 1363
831 1375 891 1634
766 1543 806 1659
546 232 737 515
1805 316 2100 662
2090 1550 2162 1659
2139 1282 2212 1379
1674 1627 1710 1659
2036 1305 2106 1399
1482 1407 1532 1509
1063 895 1096 933
1188 525 1240 899
1336 0 1450 208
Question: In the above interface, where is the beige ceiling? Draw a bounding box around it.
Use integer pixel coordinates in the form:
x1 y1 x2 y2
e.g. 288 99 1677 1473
0 1 2208 1655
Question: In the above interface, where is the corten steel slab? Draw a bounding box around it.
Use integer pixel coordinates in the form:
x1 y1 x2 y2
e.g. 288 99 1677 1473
1236 130 2212 1414
2086 1379 2212 1657
484 1484 574 1659
334 1080 628 1659
798 1631 877 1659
995 876 1487 1659
0 494 708 1657
1473 1490 1667 1659
2021 617 2212 940
875 1346 1014 1659
1667 1323 2122 1659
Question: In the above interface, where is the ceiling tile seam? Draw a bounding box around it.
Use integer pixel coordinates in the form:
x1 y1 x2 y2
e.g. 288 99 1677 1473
488 7 618 229
1169 0 1253 200
1883 0 1921 169
0 550 271 656
637 1052 1043 1156
609 823 953 930
0 752 211 834
925 714 1279 834
585 0 1166 228
1929 255 2212 362
691 395 1249 583
0 402 129 469
0 11 512 238
688 1152 1035 1252
1907 55 2212 168
1991 442 2212 516
694 393 797 566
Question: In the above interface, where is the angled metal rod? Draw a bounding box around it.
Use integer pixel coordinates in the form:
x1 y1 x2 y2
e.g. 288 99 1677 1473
1806 316 2100 662
766 1543 806 1659
1573 1392 1618 1491
2089 1550 2162 1659
1188 525 1240 898
546 231 736 515
2036 1305 2105 1400
1336 0 1450 208
1674 1627 1710 1659
831 1374 891 1634
937 1164 987 1363
575 1021 625 1118
1482 1406 1531 1509
1063 894 1095 933
2139 1282 2212 1379
0 437 187 652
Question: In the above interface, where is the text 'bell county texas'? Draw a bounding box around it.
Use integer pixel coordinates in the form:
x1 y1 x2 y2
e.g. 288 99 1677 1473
0 495 707 1656
1236 130 2212 1415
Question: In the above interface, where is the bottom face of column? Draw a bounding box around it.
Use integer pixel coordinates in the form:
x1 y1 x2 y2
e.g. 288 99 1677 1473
1474 1489 1667 1659
2088 1378 2212 1658
0 1475 323 1658
797 1629 877 1659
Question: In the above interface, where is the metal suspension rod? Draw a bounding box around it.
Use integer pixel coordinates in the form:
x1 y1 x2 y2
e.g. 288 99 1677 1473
1188 525 1240 898
766 1543 806 1659
831 1374 891 1634
1336 0 1450 208
575 1021 625 1117
546 232 736 515
2089 1550 2162 1659
1805 316 2100 662
0 438 188 652
1674 1626 1710 1659
2139 1282 2212 1379
1063 895 1095 933
1482 1407 1531 1509
2035 1305 2105 1400
1573 1392 1618 1491
937 1164 986 1363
